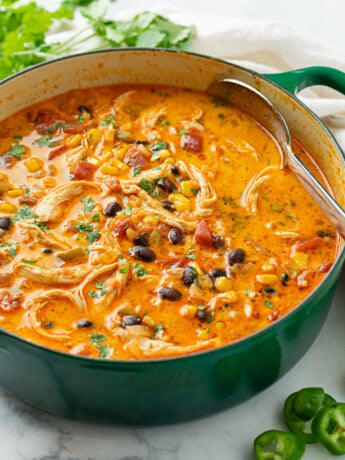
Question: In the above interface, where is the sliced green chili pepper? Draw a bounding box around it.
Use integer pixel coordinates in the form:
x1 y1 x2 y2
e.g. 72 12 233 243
284 389 336 443
254 430 305 460
293 387 325 421
312 403 345 455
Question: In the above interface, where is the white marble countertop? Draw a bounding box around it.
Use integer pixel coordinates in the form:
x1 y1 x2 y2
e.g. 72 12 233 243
2 0 345 459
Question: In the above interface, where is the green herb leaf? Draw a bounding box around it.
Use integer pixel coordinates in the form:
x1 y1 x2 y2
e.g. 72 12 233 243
81 197 96 212
264 300 274 308
5 144 25 160
90 333 107 344
139 178 154 195
122 206 132 216
97 344 113 359
87 230 100 244
152 323 164 338
75 222 93 233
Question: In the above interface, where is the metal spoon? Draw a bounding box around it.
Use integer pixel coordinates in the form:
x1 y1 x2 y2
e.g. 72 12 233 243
207 78 345 239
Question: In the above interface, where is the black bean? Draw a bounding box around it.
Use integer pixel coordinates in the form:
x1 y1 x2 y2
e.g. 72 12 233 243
104 202 122 217
161 200 174 212
0 217 11 230
131 246 156 262
281 273 290 286
44 321 54 329
209 268 226 278
196 309 212 323
134 234 149 247
42 248 53 254
170 165 179 175
78 105 92 116
212 234 224 249
121 315 142 327
229 248 246 265
182 266 197 286
157 177 176 193
317 230 334 238
158 287 182 301
76 319 94 328
168 228 183 245
263 287 276 296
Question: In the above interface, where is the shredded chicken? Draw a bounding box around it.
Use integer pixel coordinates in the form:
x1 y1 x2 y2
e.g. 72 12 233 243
15 263 89 285
25 289 84 341
240 166 279 213
176 160 217 217
34 181 101 223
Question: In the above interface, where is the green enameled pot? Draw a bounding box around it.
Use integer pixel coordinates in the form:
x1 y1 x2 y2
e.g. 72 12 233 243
1 49 345 425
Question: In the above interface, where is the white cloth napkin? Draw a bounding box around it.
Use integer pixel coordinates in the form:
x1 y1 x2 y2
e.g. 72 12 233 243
47 2 345 148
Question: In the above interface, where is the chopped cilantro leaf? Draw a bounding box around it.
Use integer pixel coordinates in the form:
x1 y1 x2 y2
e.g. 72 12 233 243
6 144 25 160
87 230 100 244
139 178 154 195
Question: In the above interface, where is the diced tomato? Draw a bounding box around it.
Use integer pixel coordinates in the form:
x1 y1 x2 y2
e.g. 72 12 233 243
35 110 61 124
293 236 323 253
63 122 84 134
73 162 94 180
124 146 146 167
319 261 333 273
195 219 213 246
18 196 38 206
114 218 134 237
181 133 203 153
268 310 280 322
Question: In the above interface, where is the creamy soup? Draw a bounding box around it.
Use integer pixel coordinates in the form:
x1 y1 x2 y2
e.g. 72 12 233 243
0 85 337 359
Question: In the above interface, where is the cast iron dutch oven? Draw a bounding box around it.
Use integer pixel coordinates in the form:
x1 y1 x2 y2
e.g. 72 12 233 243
1 49 345 425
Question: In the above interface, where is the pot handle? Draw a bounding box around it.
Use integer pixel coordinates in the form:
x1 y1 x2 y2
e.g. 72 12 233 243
264 66 345 95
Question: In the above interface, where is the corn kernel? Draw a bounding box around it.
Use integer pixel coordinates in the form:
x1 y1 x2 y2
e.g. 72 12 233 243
262 264 274 272
215 276 232 292
224 290 238 303
179 305 197 318
100 150 113 162
8 188 25 198
166 158 174 165
101 165 119 176
114 145 128 160
197 329 209 340
143 215 158 226
169 193 188 203
214 337 223 347
256 274 279 285
24 157 43 173
0 202 17 213
151 149 170 161
43 177 57 189
215 321 226 331
180 180 198 198
66 134 82 148
126 228 136 240
81 111 91 121
112 158 127 170
88 128 102 144
175 201 191 212
87 157 101 167
292 252 308 270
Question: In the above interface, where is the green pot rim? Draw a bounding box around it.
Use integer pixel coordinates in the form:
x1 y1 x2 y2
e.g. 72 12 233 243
1 47 344 366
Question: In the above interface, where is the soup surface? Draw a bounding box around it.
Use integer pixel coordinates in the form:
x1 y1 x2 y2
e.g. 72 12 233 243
0 85 337 360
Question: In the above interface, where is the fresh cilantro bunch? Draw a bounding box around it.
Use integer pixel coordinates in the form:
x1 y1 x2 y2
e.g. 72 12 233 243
0 0 196 80
81 1 196 49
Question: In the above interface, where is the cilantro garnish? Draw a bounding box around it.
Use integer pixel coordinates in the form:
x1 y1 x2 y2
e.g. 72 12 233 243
5 144 25 160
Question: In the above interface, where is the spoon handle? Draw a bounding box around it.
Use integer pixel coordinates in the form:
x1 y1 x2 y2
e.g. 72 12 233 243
287 147 345 239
